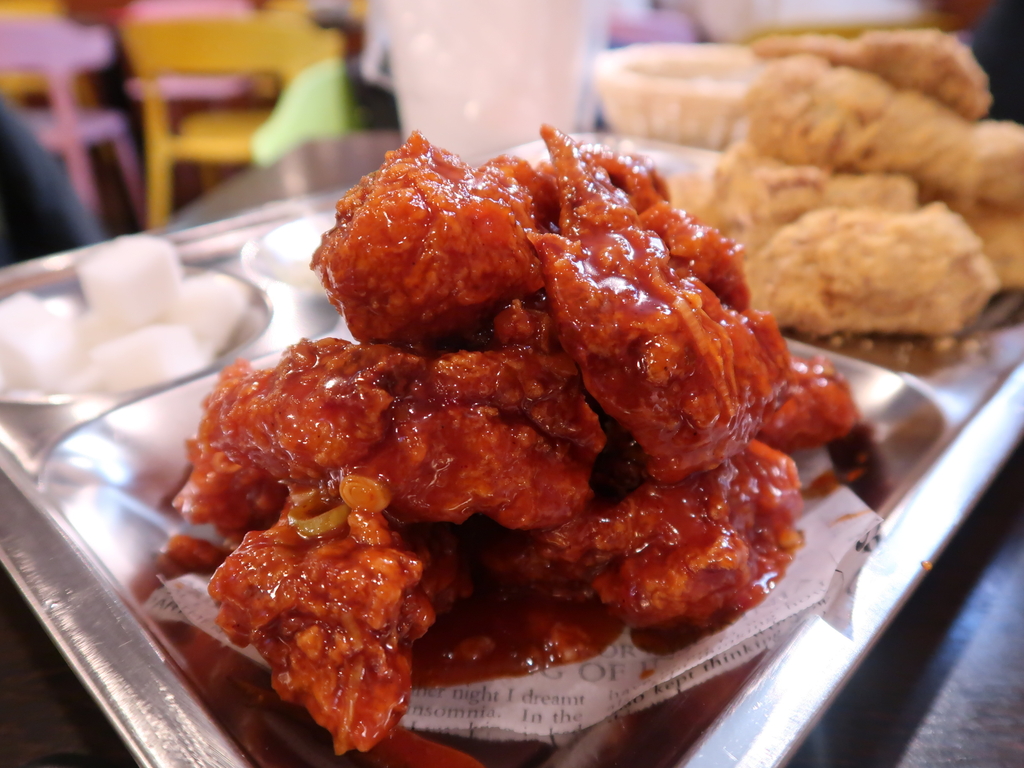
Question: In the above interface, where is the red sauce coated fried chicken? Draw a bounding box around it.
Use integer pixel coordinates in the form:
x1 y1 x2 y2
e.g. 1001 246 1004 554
758 355 860 453
173 359 288 539
179 128 861 755
483 441 802 629
184 336 603 530
531 127 791 483
210 505 434 754
641 202 751 311
312 132 544 345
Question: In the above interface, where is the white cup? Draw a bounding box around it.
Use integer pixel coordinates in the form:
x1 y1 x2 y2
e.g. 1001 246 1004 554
378 0 610 159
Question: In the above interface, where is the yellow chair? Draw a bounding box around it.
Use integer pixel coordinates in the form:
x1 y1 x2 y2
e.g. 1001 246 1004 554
0 0 64 13
120 11 342 226
0 0 67 103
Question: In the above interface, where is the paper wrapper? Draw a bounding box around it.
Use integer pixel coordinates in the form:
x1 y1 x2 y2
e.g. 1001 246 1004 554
147 474 880 742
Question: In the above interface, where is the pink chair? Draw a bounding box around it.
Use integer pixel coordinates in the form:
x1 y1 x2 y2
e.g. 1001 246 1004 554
0 17 144 223
121 0 255 102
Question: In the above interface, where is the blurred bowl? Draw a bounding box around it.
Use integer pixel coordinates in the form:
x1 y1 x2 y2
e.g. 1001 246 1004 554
595 43 762 150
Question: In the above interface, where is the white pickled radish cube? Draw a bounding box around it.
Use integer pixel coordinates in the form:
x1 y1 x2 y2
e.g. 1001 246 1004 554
163 273 249 354
63 364 102 394
90 324 212 392
77 310 133 349
0 291 80 390
78 235 183 330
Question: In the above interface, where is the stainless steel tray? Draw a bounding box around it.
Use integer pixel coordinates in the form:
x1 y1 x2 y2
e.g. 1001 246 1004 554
2 141 1024 768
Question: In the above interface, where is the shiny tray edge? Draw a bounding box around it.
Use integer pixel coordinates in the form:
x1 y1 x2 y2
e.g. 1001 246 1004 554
1 349 1017 768
0 447 249 768
679 361 1024 768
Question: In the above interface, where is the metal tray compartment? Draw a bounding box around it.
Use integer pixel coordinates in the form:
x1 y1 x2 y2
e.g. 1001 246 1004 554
36 345 942 768
2 140 1024 768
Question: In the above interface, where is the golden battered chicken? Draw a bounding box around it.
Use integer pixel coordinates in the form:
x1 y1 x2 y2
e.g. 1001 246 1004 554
954 202 1024 288
752 28 991 121
748 203 999 336
968 121 1024 212
666 171 719 225
745 55 1024 211
312 132 544 346
531 126 789 482
711 142 919 253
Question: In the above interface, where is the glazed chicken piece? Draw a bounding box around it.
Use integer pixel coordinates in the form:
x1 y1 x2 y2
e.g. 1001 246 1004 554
757 355 859 454
531 126 790 483
580 141 670 213
195 337 603 530
480 154 560 232
571 143 753 309
484 440 803 629
640 201 751 310
312 132 544 346
752 28 991 121
174 359 288 540
211 501 435 754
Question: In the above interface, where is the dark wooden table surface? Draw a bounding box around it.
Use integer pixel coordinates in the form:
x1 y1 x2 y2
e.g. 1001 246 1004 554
4 435 1024 768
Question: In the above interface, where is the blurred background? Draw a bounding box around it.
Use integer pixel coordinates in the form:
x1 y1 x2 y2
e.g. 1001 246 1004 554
0 0 1004 256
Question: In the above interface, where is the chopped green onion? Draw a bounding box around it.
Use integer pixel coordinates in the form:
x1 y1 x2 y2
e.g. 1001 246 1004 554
289 502 350 539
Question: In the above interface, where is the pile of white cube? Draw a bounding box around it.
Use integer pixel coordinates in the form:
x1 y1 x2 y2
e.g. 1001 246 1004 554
0 234 252 396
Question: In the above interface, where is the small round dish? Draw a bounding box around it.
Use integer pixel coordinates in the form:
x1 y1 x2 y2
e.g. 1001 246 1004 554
0 266 271 406
243 212 336 292
595 43 762 150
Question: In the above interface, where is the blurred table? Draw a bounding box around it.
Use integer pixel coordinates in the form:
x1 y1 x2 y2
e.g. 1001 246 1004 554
4 130 1024 767
166 130 401 231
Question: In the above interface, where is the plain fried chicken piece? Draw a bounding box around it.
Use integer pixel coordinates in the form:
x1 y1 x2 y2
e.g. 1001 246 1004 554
484 441 803 629
210 507 434 754
748 203 999 336
531 126 789 483
710 141 919 254
173 359 288 539
712 141 830 253
969 121 1024 212
953 202 1024 288
198 337 603 530
665 171 719 226
312 132 543 345
752 29 991 120
746 56 978 203
757 355 859 453
821 172 919 209
746 56 1024 210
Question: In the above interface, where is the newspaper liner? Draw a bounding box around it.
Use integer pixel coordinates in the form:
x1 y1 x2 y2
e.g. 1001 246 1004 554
147 480 879 742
